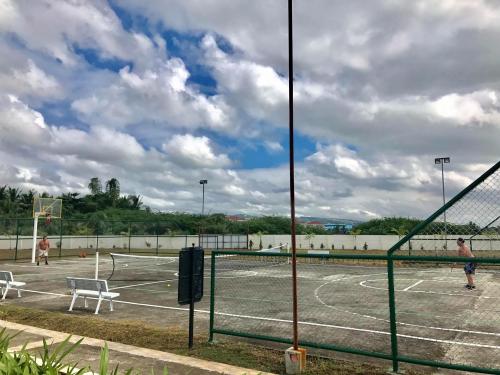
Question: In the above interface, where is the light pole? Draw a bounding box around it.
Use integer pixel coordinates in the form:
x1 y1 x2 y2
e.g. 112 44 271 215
435 157 450 215
199 180 207 215
435 157 450 247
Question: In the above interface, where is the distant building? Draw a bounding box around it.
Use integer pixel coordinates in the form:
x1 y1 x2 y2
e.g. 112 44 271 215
324 223 353 232
305 221 324 227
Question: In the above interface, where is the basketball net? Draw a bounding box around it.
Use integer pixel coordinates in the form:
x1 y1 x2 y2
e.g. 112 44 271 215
44 214 52 226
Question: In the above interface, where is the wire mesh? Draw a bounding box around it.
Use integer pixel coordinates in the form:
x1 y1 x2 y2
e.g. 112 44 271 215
388 162 500 371
394 259 500 371
399 162 500 259
212 252 391 355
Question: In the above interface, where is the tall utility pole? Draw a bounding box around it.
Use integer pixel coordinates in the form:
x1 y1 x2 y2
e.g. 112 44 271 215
287 0 299 352
200 180 208 215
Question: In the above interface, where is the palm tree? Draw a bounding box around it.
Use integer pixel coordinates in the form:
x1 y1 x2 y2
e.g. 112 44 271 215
0 186 6 201
127 194 143 210
105 178 120 205
305 232 315 250
256 230 264 250
391 226 408 254
88 177 102 195
350 229 362 250
7 187 21 202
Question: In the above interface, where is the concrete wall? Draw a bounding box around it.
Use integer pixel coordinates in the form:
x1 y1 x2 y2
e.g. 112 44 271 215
0 234 498 251
0 235 198 251
248 234 499 252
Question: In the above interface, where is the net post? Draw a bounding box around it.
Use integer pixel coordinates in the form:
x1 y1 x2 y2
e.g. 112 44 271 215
95 251 99 279
31 213 39 263
128 222 132 253
14 218 19 261
209 251 216 342
95 221 99 253
156 221 159 256
59 219 63 258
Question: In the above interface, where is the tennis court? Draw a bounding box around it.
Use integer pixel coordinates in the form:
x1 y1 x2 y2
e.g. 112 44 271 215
1 251 499 371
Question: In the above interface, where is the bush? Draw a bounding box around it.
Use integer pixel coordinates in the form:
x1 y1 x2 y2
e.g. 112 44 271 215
0 329 168 374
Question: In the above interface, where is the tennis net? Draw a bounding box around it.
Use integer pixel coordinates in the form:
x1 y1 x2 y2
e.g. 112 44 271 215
107 253 177 281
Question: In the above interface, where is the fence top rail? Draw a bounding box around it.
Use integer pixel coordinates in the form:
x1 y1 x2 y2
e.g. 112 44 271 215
211 250 500 263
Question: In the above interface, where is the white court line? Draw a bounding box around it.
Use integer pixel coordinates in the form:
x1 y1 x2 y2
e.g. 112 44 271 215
315 276 500 337
358 279 499 299
403 280 424 291
16 288 500 347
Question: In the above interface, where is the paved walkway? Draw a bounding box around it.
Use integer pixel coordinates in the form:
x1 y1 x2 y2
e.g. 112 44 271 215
0 320 275 375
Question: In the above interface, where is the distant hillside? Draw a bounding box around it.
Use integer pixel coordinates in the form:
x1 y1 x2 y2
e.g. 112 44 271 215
297 216 363 225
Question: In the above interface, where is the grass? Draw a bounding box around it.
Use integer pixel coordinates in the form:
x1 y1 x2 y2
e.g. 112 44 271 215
0 304 424 375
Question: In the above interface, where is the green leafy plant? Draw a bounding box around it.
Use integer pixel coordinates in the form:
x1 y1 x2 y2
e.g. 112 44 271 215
0 329 169 375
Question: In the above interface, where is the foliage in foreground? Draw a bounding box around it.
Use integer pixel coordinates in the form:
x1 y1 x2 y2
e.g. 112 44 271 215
0 328 167 374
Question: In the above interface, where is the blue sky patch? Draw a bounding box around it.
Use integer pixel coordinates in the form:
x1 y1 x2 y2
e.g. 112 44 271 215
73 45 132 72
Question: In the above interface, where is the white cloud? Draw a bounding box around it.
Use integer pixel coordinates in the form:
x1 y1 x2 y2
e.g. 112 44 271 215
163 134 231 169
430 91 500 125
224 185 245 196
1 1 499 221
72 59 234 134
263 141 284 153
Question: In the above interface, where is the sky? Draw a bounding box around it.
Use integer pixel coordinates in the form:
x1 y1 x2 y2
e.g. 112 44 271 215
0 0 499 221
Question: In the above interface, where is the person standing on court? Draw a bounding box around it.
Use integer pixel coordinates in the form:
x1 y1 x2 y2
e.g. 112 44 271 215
457 238 475 289
37 235 50 266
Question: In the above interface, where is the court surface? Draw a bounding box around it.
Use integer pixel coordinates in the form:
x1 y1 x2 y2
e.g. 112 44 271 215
1 254 499 371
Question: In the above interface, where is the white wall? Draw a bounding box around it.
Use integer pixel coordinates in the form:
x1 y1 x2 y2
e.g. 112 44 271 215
248 234 499 252
0 234 498 252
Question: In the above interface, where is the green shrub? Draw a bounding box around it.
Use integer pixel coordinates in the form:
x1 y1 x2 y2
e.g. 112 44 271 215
0 329 168 374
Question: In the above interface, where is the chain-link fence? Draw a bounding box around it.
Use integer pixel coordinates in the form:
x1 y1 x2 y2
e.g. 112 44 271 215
395 161 499 259
210 162 500 374
0 218 249 260
210 251 500 374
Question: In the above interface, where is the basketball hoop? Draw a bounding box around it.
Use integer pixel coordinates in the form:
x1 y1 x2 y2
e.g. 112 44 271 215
45 214 52 226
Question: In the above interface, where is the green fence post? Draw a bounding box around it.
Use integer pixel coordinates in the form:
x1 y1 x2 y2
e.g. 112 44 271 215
128 222 131 253
59 219 63 258
209 251 216 342
387 255 399 373
14 218 19 261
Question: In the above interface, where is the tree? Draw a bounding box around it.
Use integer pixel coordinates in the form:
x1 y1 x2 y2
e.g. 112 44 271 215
127 195 143 210
391 226 408 253
305 232 315 249
350 229 362 250
105 178 120 205
88 178 102 195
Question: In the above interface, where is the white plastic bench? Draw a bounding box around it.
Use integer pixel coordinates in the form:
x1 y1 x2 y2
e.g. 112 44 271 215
66 277 119 315
0 271 26 300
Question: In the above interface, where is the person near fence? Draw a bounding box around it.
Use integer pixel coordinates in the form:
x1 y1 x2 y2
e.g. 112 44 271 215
457 238 475 289
37 235 50 266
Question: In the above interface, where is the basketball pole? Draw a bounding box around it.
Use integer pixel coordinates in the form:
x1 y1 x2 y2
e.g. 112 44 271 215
31 213 39 263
